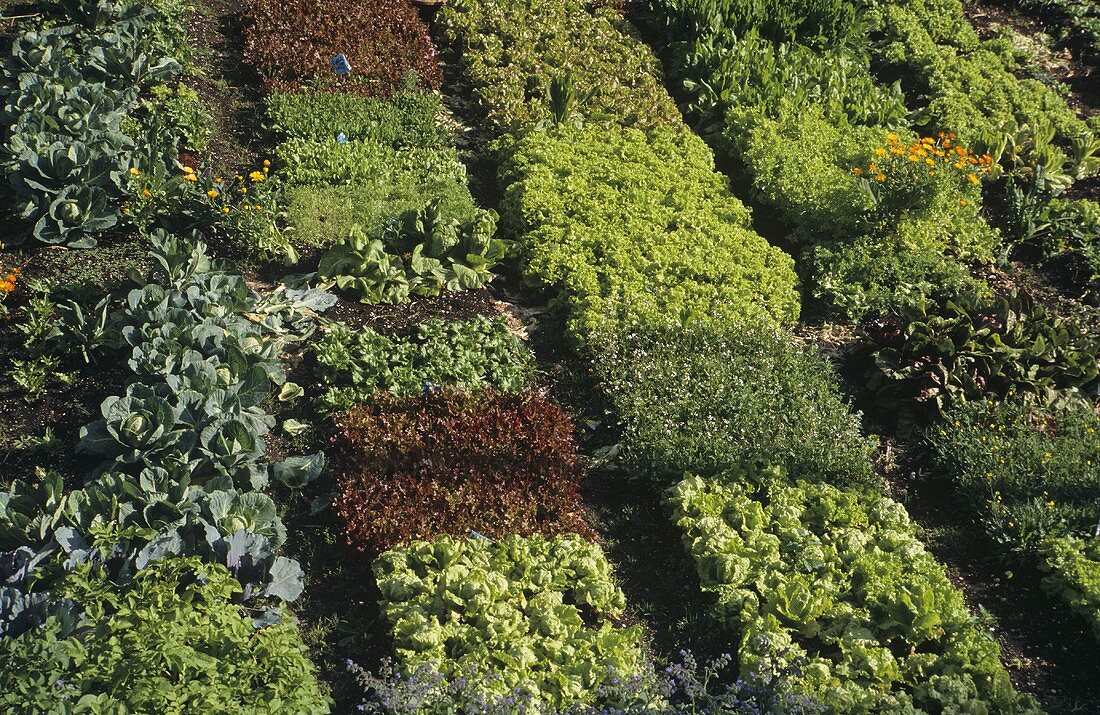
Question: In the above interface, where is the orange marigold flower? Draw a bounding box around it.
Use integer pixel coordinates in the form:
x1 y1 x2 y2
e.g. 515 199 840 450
967 173 980 185
852 167 863 176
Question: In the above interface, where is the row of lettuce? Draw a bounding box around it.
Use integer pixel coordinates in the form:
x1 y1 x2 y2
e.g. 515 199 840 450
431 0 1057 711
235 1 666 711
0 0 339 710
630 0 1100 652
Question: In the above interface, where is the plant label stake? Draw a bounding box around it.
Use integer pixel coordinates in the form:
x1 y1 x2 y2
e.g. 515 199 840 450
336 131 347 145
330 54 352 76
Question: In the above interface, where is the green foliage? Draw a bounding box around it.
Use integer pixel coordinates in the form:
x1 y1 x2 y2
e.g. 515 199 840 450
0 0 182 246
0 234 332 613
146 82 214 151
277 139 467 189
266 89 448 149
498 123 799 338
741 114 998 295
870 0 1091 148
0 558 330 714
858 292 1100 421
1008 195 1100 288
643 0 860 48
437 0 682 130
1039 535 1100 643
805 233 991 320
639 4 904 141
318 203 506 304
313 316 532 411
925 398 1100 551
286 180 475 250
276 134 475 249
374 534 650 710
592 320 876 487
669 474 1039 713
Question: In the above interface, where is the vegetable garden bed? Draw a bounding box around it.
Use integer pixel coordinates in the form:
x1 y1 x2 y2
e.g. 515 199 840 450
0 0 1098 712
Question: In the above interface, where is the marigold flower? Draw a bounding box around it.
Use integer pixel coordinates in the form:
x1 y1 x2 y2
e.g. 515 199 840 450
924 158 935 166
852 167 863 176
958 199 968 207
263 160 271 168
129 167 140 176
182 166 195 174
207 190 219 199
967 173 980 185
222 207 230 214
908 154 919 162
874 173 885 181
249 171 265 182
142 188 151 196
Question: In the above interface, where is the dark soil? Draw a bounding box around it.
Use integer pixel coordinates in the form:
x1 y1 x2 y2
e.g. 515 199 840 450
323 287 500 337
182 0 269 178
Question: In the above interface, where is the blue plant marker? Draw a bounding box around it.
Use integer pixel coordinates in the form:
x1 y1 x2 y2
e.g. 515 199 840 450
331 53 352 76
336 131 347 144
422 382 441 394
469 530 494 543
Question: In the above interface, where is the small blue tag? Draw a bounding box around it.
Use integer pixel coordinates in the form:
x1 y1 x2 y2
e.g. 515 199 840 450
469 531 494 542
330 54 351 76
336 131 347 144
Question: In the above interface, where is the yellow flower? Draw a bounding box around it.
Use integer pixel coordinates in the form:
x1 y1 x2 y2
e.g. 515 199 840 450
207 190 219 199
222 207 230 214
852 167 863 176
182 166 195 174
242 205 250 211
249 171 265 182
253 203 261 209
886 133 899 142
875 173 885 181
263 160 271 168
241 187 248 194
875 148 886 157
142 188 151 197
129 167 140 176
967 174 980 185
924 158 935 166
958 199 968 207
908 154 919 162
